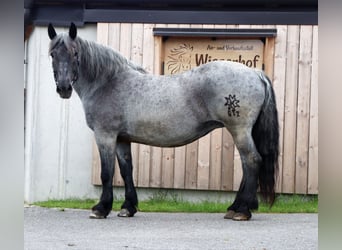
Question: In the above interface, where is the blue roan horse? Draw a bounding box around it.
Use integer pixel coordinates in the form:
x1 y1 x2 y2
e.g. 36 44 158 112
48 23 279 221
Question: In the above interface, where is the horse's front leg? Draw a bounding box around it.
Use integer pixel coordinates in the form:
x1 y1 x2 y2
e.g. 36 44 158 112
90 133 117 219
116 141 138 217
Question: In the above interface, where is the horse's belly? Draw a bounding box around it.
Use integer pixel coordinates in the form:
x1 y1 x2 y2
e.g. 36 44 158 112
127 123 195 147
125 120 222 147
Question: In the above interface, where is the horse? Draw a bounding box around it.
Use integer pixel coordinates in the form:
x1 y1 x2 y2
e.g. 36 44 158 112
48 23 279 221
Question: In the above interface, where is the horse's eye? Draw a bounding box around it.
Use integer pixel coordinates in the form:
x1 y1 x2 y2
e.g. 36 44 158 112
50 53 54 58
74 52 78 58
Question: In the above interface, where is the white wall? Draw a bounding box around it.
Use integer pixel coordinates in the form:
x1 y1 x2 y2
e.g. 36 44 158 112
24 24 101 202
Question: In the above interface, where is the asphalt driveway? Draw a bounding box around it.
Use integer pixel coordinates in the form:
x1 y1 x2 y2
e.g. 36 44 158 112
24 206 317 250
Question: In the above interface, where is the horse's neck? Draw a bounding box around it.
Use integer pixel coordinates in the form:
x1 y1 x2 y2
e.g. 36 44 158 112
79 39 123 77
72 40 115 99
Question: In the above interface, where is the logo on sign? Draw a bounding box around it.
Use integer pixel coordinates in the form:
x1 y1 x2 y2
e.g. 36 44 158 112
166 44 193 74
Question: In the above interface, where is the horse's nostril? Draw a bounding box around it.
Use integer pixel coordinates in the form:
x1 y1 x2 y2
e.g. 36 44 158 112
57 84 72 93
56 84 72 98
61 85 71 91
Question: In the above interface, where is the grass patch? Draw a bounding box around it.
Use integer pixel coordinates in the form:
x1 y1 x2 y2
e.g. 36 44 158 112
33 194 317 213
258 194 318 213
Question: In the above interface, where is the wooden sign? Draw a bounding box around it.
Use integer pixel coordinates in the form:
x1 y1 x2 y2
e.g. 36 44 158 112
163 38 264 75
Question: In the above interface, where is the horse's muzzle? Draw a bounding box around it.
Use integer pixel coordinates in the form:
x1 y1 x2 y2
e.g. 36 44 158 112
56 84 73 99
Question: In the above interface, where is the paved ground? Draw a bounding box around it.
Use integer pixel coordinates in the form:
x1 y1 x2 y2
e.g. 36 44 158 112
24 206 317 250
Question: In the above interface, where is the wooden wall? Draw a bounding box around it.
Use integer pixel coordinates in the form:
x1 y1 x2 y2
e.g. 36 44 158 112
92 23 318 195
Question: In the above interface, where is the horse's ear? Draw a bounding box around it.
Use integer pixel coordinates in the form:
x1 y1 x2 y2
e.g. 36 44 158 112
69 22 77 40
48 23 57 40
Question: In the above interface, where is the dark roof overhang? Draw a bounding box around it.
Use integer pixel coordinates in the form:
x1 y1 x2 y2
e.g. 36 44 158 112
25 0 318 26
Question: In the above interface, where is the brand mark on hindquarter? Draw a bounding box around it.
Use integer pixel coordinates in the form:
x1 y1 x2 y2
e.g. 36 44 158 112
224 95 240 117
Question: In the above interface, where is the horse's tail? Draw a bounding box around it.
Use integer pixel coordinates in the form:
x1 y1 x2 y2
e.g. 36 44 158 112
252 71 279 206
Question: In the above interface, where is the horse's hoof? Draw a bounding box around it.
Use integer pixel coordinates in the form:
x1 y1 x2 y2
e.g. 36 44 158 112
117 208 133 217
224 210 236 219
232 212 251 221
89 211 107 219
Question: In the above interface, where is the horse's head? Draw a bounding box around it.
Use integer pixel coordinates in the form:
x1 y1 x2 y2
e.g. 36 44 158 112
48 23 79 99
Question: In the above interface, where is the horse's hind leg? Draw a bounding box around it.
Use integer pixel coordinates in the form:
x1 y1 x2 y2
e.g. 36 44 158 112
116 141 138 217
225 128 261 221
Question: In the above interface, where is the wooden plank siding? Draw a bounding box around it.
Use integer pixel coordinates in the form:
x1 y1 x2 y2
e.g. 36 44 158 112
92 23 318 194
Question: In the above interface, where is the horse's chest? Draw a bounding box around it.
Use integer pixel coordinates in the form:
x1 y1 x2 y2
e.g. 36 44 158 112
83 100 122 132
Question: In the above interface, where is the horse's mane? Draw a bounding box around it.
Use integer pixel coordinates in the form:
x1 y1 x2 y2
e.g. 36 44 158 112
49 34 147 82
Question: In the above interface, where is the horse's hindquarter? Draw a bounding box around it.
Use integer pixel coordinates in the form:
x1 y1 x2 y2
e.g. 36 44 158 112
185 62 265 127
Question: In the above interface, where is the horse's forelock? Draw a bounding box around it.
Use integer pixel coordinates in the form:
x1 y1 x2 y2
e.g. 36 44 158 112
49 34 77 54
